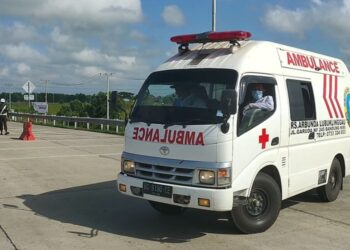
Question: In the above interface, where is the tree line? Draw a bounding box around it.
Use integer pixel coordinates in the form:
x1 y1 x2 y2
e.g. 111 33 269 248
0 91 135 120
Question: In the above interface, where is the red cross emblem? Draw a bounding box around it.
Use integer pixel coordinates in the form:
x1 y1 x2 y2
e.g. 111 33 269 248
259 128 269 149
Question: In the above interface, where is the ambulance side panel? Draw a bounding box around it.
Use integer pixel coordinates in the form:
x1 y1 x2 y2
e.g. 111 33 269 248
277 46 350 197
231 42 350 200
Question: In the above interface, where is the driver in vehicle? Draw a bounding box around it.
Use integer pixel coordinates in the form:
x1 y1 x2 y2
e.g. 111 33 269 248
172 84 207 108
243 83 274 115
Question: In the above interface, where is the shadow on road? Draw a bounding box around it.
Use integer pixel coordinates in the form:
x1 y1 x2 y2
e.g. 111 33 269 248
18 181 239 243
281 189 323 209
17 180 329 242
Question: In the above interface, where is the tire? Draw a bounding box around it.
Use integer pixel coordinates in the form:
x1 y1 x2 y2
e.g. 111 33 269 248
318 158 343 202
148 201 186 215
230 173 281 234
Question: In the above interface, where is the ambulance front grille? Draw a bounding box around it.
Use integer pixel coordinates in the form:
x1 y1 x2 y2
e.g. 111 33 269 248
135 163 195 185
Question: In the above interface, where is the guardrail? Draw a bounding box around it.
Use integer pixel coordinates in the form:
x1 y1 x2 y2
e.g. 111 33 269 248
9 112 125 133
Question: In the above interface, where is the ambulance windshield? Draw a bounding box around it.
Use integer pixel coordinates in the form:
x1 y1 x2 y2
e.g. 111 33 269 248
130 69 237 125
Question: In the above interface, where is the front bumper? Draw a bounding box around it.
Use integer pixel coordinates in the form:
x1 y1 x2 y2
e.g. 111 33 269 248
117 173 234 211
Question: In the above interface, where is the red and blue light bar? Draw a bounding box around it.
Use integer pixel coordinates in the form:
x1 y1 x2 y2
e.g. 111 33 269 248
170 30 252 44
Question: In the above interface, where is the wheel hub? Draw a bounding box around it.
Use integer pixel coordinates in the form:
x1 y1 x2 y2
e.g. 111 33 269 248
246 190 267 216
330 172 337 189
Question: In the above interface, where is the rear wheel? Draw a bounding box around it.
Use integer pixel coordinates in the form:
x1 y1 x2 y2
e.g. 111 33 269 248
148 201 186 215
318 158 343 202
230 173 281 234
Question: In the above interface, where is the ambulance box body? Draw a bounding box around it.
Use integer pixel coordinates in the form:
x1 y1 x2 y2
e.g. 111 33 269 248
118 31 350 233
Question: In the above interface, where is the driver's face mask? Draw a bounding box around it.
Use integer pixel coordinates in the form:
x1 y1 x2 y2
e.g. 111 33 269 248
252 90 263 101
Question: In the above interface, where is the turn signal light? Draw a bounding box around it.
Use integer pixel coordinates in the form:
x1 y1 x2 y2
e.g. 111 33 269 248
198 198 210 207
119 184 127 192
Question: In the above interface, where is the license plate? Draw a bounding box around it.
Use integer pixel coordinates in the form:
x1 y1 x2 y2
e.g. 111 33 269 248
143 182 173 198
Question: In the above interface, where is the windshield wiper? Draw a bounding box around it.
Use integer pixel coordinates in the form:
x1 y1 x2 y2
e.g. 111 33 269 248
163 118 219 129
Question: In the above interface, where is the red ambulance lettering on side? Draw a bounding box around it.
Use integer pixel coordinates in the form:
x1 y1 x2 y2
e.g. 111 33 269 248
132 127 205 146
286 52 340 74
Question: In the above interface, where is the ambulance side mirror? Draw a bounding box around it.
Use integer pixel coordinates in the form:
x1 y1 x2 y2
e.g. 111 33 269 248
221 89 237 116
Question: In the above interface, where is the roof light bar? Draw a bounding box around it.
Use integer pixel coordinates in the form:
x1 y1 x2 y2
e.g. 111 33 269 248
170 30 251 44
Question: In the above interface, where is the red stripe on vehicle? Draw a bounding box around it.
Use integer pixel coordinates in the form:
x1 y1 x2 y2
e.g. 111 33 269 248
328 75 339 118
334 76 344 118
323 74 333 118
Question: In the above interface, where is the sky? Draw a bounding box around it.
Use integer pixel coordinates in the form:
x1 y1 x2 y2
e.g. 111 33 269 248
1 0 350 95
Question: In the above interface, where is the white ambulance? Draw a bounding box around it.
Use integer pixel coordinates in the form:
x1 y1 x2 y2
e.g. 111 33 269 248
117 30 350 233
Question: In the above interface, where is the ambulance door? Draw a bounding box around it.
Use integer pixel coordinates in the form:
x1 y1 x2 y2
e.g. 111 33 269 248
233 75 281 187
286 78 317 195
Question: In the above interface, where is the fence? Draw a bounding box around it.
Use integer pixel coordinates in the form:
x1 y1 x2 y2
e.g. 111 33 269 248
9 112 125 134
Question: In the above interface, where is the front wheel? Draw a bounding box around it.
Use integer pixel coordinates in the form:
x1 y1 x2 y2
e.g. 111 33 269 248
230 173 281 234
318 158 343 202
148 201 186 215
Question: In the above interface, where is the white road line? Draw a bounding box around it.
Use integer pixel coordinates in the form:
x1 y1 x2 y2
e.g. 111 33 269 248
0 144 123 151
0 138 123 144
0 152 121 161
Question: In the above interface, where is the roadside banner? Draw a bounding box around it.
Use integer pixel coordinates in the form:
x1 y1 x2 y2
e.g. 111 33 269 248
32 102 48 114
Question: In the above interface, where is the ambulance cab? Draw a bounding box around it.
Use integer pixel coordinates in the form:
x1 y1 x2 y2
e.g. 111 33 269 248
117 30 350 233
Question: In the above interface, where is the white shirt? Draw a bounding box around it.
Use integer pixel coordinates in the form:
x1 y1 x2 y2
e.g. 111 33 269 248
244 96 274 114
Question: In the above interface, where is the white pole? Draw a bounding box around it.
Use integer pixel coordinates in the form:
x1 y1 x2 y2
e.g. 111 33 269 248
107 74 110 120
45 80 48 103
28 82 30 108
212 0 216 32
9 91 11 110
104 73 112 131
45 80 49 115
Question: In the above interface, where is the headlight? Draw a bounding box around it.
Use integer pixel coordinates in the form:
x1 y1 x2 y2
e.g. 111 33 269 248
122 160 135 174
218 168 231 186
199 170 215 185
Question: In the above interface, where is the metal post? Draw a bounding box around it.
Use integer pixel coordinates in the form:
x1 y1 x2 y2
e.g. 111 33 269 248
45 80 48 103
212 0 216 32
9 91 11 110
28 82 30 108
103 73 112 130
106 74 110 121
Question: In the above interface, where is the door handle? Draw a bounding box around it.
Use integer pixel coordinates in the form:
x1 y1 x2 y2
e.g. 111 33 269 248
308 132 315 140
271 137 279 146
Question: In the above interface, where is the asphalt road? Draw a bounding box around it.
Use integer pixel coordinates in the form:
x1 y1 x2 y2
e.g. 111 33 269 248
0 122 349 250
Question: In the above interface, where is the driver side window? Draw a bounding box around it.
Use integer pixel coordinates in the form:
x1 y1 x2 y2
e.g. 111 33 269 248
238 76 277 135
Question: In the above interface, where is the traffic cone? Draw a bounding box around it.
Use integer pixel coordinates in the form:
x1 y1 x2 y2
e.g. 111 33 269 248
19 121 36 141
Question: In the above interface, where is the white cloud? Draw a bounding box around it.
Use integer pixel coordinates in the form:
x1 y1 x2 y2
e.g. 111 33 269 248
311 0 323 6
0 0 142 26
112 56 137 71
119 56 136 66
0 67 9 76
1 43 47 62
162 5 185 26
75 66 104 77
0 22 38 45
129 30 148 42
73 49 102 64
0 0 157 94
51 27 70 45
17 63 31 74
262 0 350 58
263 7 311 36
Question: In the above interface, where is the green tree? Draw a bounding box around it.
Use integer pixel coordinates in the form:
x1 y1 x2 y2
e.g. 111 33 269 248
57 103 73 116
87 92 107 118
57 99 89 117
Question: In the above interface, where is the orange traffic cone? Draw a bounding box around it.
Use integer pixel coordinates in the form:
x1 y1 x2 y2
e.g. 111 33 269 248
19 121 36 141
